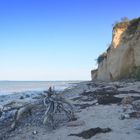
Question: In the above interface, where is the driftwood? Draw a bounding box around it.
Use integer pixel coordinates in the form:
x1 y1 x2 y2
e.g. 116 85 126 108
0 100 42 130
10 103 34 129
0 87 74 130
43 87 74 128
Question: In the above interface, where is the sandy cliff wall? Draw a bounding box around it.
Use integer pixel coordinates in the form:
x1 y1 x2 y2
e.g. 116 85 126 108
91 17 140 81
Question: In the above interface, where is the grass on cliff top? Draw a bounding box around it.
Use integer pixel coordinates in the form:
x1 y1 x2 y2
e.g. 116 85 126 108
113 17 140 35
113 21 129 30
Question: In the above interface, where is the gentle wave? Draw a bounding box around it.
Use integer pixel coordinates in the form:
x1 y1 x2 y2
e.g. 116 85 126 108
0 81 80 95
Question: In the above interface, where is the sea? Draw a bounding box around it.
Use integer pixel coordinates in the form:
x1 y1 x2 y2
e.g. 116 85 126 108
0 81 80 95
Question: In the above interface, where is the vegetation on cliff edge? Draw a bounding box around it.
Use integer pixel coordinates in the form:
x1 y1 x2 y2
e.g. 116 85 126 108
113 17 140 35
97 52 107 64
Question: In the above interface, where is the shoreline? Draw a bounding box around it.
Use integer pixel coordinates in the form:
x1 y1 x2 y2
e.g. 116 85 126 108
1 80 140 140
0 81 81 106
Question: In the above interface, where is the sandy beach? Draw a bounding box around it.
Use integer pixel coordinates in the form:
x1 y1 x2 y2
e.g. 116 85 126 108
0 80 140 140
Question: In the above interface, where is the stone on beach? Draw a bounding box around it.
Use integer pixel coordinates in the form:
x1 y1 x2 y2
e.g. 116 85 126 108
132 100 140 111
69 127 112 139
121 96 134 105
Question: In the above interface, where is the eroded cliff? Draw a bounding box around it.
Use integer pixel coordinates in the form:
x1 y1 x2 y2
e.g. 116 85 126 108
91 17 140 81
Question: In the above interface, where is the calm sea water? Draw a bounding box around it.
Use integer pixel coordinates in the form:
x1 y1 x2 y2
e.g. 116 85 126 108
0 81 79 95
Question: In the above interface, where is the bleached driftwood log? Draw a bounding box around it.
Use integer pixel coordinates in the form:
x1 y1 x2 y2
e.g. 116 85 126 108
0 100 42 130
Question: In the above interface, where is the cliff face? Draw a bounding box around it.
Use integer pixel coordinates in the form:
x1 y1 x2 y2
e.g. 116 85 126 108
91 17 140 81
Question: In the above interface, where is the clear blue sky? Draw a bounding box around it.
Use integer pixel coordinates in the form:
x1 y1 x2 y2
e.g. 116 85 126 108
0 0 139 81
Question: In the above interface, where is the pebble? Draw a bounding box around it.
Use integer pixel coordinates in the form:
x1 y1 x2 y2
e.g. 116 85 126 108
119 114 130 120
134 123 140 130
19 128 22 132
126 132 130 134
124 114 130 119
25 94 30 98
95 103 99 105
20 96 24 99
32 130 38 135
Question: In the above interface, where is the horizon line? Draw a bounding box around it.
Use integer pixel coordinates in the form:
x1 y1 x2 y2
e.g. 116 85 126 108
0 80 88 82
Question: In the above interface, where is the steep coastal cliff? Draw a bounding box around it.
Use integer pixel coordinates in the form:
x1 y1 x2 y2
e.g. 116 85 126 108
91 17 140 81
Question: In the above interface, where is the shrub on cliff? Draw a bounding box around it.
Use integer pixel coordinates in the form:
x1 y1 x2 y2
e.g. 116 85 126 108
112 17 140 35
135 66 140 81
121 17 129 22
126 17 140 35
97 52 107 64
112 17 129 29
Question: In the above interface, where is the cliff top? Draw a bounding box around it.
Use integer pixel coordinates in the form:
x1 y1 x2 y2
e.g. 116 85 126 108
113 17 140 35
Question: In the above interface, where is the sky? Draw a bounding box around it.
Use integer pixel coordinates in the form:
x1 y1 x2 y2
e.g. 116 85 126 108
0 0 140 81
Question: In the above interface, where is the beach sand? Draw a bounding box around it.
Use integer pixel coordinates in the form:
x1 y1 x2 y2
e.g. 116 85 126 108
1 80 140 140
